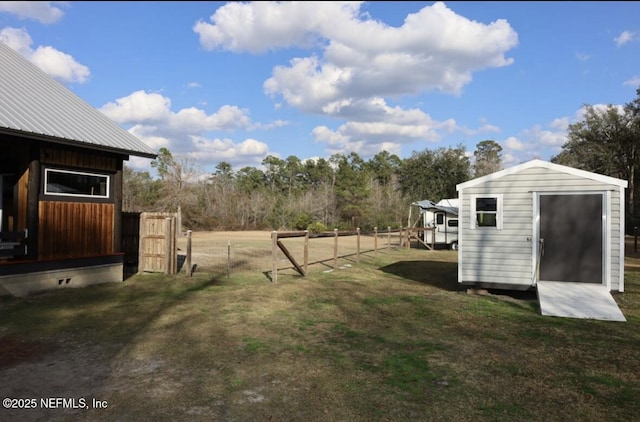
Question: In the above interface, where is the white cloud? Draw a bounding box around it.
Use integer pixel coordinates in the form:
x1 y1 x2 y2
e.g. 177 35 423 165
265 3 517 107
172 105 251 132
100 90 252 133
576 103 624 121
30 45 90 83
502 153 519 167
0 1 66 24
624 75 640 87
99 90 278 170
457 119 501 137
312 123 402 157
125 155 155 173
504 137 524 151
309 97 458 157
310 97 506 159
0 27 90 83
254 120 289 130
188 137 270 167
128 125 171 151
497 113 585 165
520 125 565 147
100 90 173 124
615 30 636 47
549 117 570 131
194 2 362 54
195 1 518 160
197 2 517 107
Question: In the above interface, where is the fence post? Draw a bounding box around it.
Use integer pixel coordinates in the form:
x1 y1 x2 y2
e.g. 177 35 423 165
431 227 435 250
271 231 278 283
177 205 182 236
227 240 231 279
334 228 338 269
374 227 378 257
186 230 192 277
387 226 391 249
304 230 309 276
357 227 361 263
165 217 172 274
406 228 411 250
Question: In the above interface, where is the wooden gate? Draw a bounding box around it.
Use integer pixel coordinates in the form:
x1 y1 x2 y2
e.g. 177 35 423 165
138 212 178 274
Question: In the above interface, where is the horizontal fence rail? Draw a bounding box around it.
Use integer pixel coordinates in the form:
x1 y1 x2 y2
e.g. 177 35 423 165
270 227 404 283
175 228 406 282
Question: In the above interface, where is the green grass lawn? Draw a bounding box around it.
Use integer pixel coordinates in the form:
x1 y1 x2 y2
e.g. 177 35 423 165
1 247 639 421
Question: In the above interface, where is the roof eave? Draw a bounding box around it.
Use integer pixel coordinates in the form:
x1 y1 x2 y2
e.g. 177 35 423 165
457 159 628 191
0 127 158 159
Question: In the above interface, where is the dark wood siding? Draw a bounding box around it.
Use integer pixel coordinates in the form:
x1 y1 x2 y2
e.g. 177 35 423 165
41 146 118 172
38 201 114 260
16 166 28 231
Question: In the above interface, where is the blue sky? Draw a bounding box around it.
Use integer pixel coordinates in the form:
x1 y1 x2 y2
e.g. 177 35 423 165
1 1 639 176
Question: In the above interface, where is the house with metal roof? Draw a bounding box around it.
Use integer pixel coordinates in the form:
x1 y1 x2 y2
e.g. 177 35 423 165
0 41 157 297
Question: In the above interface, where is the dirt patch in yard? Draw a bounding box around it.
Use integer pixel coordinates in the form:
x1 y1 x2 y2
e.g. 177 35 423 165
0 334 56 370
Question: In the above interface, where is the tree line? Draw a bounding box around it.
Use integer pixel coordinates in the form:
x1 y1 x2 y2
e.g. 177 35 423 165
123 141 502 232
124 85 640 234
551 87 640 233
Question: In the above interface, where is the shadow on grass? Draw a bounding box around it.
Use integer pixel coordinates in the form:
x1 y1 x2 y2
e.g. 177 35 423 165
379 259 539 303
379 260 460 292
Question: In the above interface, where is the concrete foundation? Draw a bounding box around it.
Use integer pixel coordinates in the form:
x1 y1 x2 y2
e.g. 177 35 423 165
0 262 123 297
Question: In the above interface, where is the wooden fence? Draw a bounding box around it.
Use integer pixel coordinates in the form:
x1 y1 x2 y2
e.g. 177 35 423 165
123 223 429 280
271 227 402 283
405 227 436 250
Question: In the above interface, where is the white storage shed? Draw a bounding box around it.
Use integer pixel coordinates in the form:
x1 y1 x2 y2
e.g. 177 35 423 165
456 159 628 295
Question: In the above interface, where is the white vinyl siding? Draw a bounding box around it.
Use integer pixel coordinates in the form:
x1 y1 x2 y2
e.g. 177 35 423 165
458 166 624 290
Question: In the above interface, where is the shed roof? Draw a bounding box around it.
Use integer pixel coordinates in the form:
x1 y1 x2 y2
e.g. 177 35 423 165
0 41 156 159
456 159 628 191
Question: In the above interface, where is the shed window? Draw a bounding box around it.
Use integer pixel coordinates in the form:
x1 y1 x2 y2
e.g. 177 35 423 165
470 194 503 229
448 219 458 227
44 169 110 198
476 197 497 226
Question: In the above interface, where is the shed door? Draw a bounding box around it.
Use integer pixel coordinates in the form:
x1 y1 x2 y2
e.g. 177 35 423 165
539 194 603 283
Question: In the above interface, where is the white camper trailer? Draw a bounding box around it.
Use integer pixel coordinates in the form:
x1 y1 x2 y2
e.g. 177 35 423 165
409 199 459 250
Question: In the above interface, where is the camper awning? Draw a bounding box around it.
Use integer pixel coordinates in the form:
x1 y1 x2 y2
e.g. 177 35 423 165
411 200 458 216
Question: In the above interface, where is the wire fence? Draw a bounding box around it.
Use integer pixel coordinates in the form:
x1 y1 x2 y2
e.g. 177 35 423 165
175 229 405 282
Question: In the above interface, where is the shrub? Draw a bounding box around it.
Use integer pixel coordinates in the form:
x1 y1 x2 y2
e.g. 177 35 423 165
307 221 328 234
294 212 312 230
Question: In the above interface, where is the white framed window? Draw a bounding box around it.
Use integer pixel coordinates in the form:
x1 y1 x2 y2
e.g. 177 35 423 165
470 194 502 229
44 168 110 199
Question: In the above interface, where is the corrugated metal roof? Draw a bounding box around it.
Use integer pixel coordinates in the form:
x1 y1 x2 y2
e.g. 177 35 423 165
0 41 156 158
